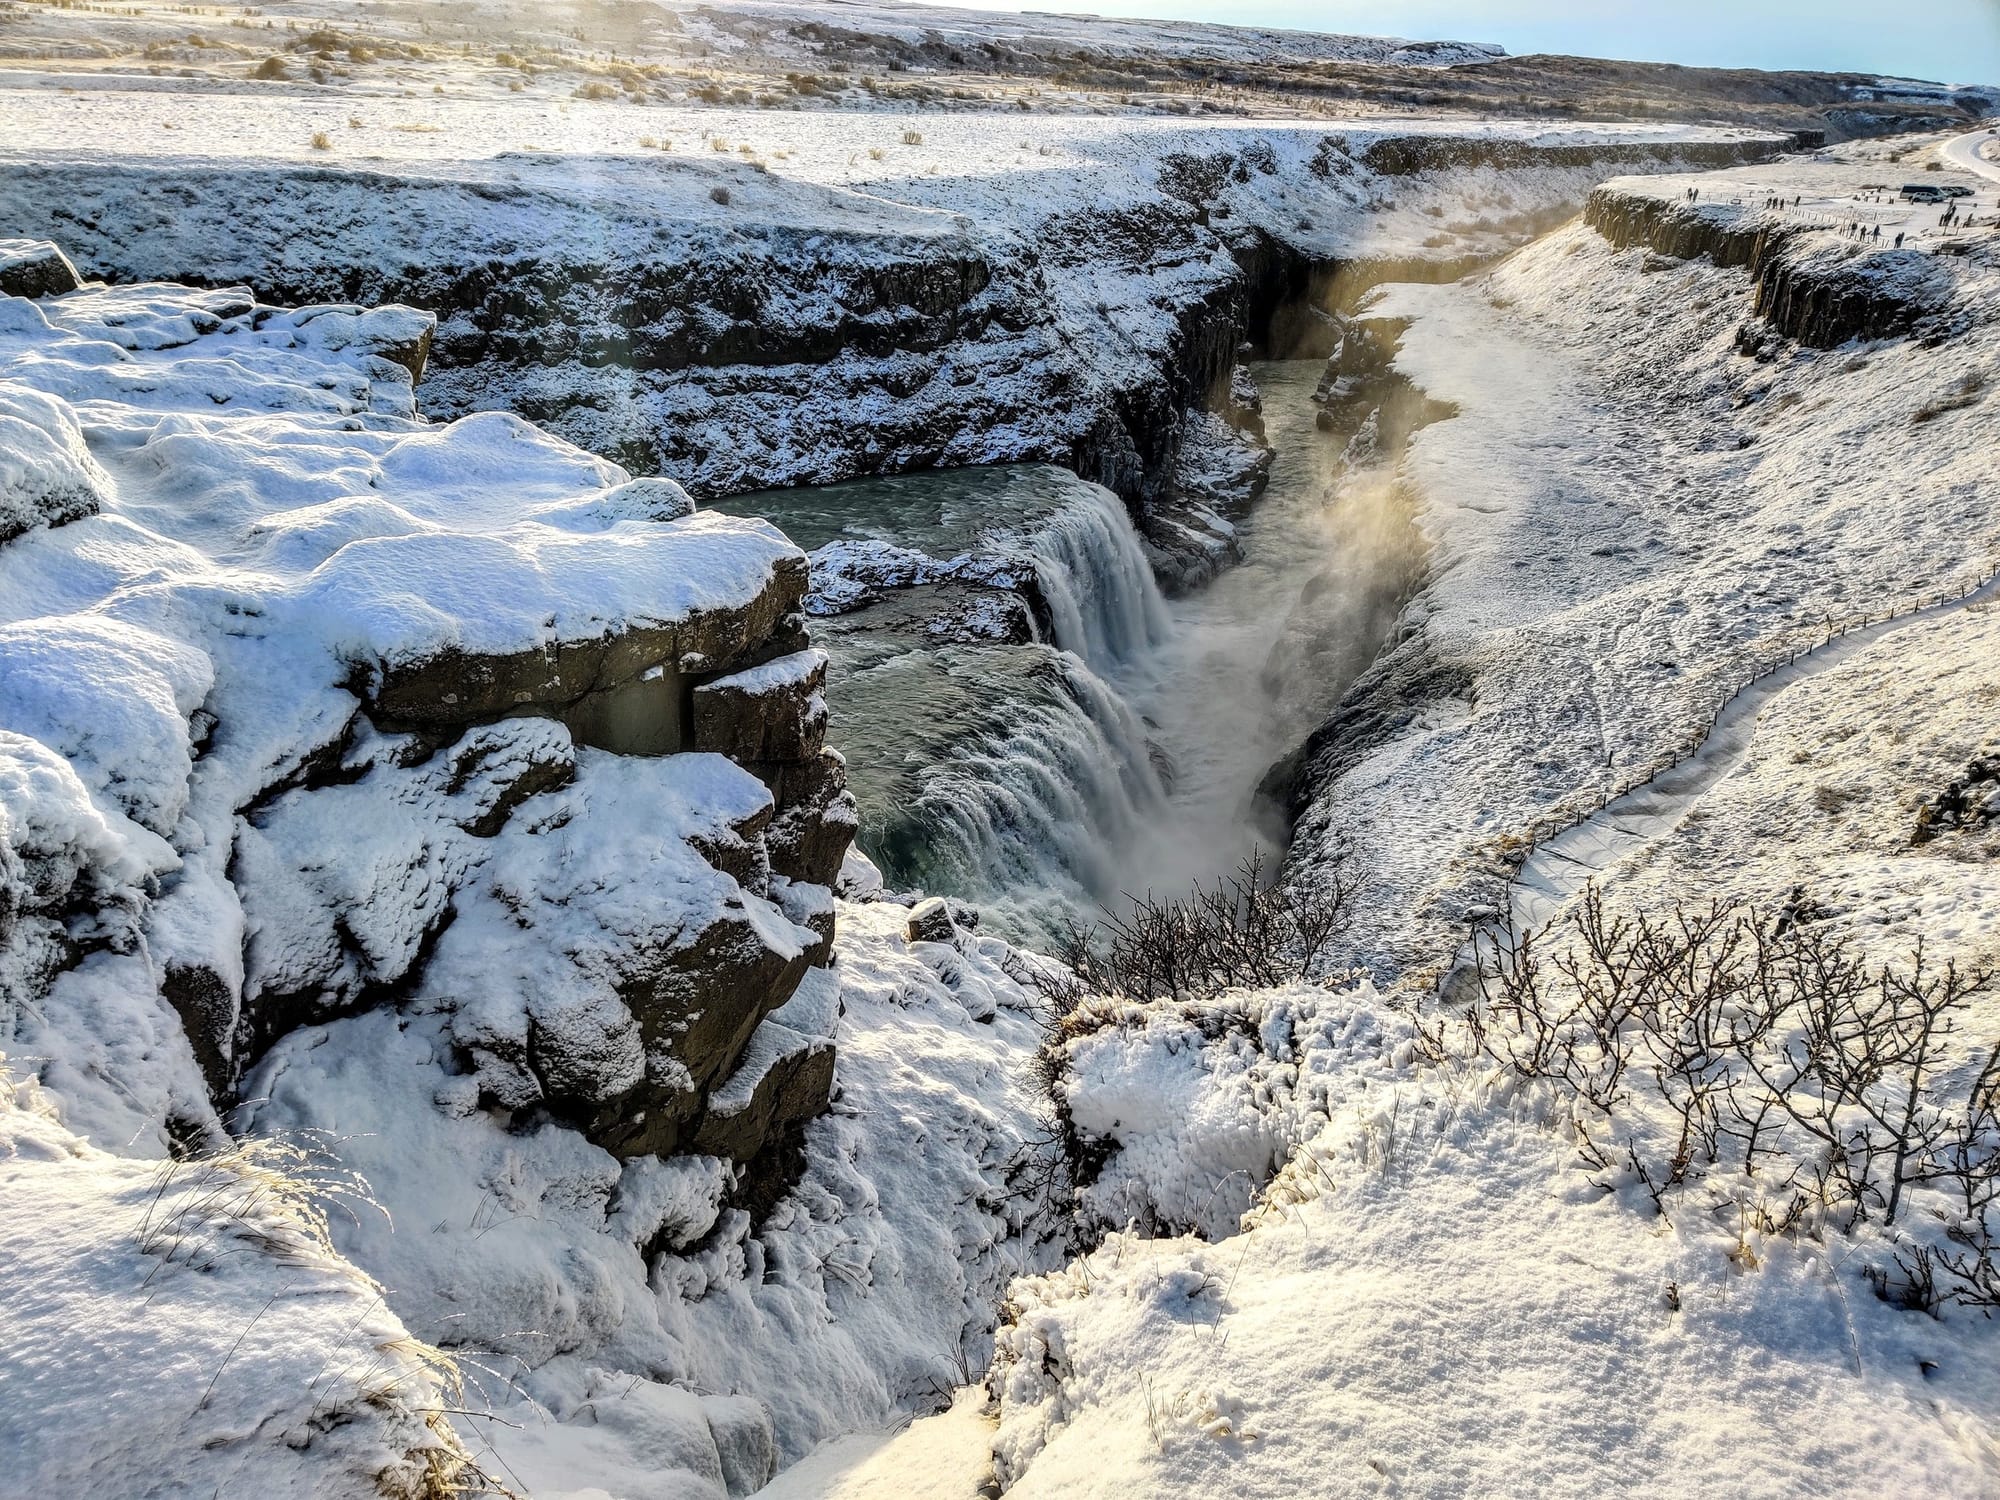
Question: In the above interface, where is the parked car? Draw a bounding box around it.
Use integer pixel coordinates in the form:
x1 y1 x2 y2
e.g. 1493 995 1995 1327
1900 183 1947 202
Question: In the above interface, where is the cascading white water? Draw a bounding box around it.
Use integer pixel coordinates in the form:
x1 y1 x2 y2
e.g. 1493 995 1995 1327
712 464 1175 937
1020 486 1172 674
717 404 1403 940
839 644 1169 935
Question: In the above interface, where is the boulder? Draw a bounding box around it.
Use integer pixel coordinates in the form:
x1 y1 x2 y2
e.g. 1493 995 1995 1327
0 239 81 298
904 896 958 946
0 388 109 544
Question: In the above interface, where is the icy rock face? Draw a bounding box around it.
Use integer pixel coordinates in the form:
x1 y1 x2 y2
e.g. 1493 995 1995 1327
0 258 853 1175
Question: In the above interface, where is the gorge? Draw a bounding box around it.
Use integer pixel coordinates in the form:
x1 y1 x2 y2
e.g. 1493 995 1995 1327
4 7 2000 1497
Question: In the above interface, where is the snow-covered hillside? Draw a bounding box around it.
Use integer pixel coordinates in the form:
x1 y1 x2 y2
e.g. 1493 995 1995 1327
3 5 1998 1489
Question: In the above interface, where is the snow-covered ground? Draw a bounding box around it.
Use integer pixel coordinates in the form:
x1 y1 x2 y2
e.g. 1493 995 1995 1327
1288 139 2000 987
832 134 2000 1499
4 6 1998 1484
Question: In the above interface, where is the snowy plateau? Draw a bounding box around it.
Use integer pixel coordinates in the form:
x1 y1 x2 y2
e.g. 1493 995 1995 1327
2 1 2000 1498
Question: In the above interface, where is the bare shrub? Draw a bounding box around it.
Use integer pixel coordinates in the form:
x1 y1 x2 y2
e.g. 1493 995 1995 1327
1424 889 1999 1311
1025 849 1358 1019
1000 850 1357 1243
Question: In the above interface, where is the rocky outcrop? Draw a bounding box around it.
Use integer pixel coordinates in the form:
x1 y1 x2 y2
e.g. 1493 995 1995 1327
0 239 81 298
1914 743 2000 844
1358 136 1774 179
1584 184 1965 348
0 267 852 1185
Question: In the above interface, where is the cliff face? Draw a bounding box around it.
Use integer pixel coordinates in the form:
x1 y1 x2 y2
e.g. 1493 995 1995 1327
1584 184 1964 348
0 263 852 1185
0 128 1785 589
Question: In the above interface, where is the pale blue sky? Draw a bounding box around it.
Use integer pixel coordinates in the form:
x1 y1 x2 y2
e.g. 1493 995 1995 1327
933 1 2000 85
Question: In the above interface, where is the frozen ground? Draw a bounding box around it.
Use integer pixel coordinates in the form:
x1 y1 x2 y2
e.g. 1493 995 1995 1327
0 1067 474 1498
3 18 1998 1493
1288 134 2000 988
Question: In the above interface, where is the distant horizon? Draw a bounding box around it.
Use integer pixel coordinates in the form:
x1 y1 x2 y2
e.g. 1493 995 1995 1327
910 0 2000 87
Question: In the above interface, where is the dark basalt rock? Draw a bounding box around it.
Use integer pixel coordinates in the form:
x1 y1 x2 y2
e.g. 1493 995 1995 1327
0 238 82 297
363 552 810 741
692 650 828 762
577 915 818 1160
1584 185 1961 349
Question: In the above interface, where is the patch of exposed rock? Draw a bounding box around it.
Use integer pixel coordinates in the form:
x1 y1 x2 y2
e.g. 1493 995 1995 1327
1584 177 1980 349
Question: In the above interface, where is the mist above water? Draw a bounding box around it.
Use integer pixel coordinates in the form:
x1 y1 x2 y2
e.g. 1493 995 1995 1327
721 362 1419 941
1102 360 1420 906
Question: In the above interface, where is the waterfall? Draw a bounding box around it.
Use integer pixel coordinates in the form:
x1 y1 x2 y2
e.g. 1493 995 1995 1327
856 644 1169 937
1019 486 1172 675
717 461 1184 939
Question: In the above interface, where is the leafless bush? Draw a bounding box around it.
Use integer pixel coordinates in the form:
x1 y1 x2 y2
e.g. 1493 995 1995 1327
1023 849 1358 1019
1000 850 1356 1243
1424 889 1999 1312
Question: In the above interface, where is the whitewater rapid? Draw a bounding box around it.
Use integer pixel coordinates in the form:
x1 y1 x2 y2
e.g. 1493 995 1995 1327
714 362 1410 940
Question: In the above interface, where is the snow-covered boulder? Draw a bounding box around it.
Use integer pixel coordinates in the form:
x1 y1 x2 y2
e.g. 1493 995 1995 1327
0 253 854 1179
0 383 107 542
0 238 80 298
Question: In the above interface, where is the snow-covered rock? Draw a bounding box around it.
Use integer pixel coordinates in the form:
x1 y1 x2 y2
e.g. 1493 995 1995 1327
0 1067 476 1498
0 237 80 299
238 892 1064 1492
0 264 854 1174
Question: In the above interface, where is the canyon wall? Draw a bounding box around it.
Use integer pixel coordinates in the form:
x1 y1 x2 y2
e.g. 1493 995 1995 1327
0 261 851 1191
1584 182 1965 347
0 128 1785 590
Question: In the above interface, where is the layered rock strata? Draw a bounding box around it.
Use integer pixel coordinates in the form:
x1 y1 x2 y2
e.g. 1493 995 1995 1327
0 255 852 1176
1 130 1785 588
